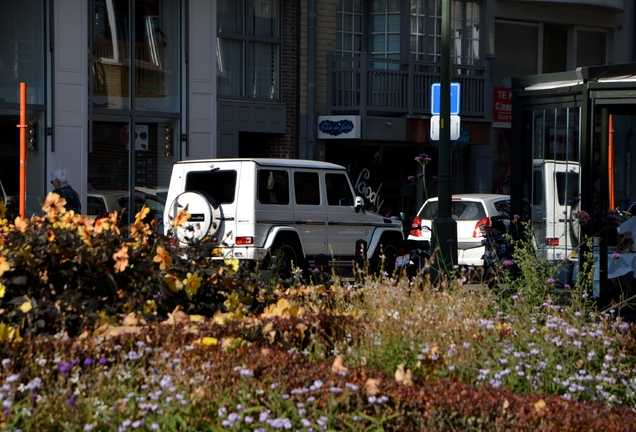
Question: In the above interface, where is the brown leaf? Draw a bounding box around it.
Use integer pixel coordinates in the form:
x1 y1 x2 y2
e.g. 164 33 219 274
122 312 140 326
102 325 142 340
364 378 381 396
533 399 546 415
294 323 308 339
395 364 412 386
262 322 276 344
503 399 510 410
331 355 348 374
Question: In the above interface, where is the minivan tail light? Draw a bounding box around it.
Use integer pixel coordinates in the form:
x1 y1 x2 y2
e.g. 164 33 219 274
236 236 253 245
410 216 422 237
474 217 491 238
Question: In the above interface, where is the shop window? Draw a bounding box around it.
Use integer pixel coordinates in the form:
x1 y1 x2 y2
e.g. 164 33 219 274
217 0 280 100
576 30 606 67
0 0 45 104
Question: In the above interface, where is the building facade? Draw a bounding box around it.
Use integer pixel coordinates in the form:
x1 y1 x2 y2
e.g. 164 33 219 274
0 0 632 222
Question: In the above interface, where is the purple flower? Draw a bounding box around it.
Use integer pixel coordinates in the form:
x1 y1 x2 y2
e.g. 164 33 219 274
502 259 515 267
99 358 108 365
546 278 556 284
83 358 93 366
58 362 72 373
447 238 454 243
67 396 78 405
407 175 415 181
612 252 621 260
512 214 520 223
417 173 425 178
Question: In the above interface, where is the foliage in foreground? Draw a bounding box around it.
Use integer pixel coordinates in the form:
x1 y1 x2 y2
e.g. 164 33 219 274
1 197 636 430
0 321 635 431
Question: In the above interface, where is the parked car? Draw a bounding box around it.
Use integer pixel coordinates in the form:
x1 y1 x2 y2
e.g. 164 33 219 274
87 188 166 230
407 194 514 267
163 158 404 275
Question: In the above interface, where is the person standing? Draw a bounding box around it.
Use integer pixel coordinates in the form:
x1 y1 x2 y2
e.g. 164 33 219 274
51 170 81 214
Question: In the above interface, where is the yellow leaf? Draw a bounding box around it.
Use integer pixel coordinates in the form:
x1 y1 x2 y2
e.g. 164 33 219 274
18 297 32 313
331 355 348 374
189 315 205 323
200 337 218 347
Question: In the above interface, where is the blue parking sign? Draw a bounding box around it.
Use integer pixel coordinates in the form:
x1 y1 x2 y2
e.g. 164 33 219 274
431 82 461 115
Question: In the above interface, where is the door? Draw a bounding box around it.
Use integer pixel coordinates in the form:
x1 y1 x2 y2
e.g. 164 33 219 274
325 171 367 259
291 170 326 258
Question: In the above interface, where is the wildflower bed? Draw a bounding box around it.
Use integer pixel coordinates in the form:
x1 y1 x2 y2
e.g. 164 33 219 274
0 195 635 431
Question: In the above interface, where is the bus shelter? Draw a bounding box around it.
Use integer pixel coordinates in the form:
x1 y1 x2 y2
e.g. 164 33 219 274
509 63 636 314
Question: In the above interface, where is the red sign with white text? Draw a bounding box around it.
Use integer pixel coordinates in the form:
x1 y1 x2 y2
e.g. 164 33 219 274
493 87 513 124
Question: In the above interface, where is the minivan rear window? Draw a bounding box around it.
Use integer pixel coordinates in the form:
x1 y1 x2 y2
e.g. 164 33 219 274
185 170 237 204
421 201 486 221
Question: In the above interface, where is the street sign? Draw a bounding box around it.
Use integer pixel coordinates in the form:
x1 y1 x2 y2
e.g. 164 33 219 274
431 82 461 115
430 115 461 141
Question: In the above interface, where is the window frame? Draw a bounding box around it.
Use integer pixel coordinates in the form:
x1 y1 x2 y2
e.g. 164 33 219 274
217 0 281 100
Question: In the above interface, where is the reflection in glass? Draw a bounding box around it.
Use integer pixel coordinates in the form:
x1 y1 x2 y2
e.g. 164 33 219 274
0 0 45 104
92 0 180 112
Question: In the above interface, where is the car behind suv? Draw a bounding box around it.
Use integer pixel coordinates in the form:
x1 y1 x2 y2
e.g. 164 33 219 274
163 158 403 274
407 194 513 266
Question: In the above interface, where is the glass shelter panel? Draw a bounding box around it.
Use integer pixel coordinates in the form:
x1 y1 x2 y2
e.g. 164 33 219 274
531 106 582 263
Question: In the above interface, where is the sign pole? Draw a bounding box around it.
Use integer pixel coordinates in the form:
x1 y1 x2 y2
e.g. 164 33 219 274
18 83 27 220
432 0 457 281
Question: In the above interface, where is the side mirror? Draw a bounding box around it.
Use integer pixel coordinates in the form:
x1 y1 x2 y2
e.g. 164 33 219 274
354 196 364 213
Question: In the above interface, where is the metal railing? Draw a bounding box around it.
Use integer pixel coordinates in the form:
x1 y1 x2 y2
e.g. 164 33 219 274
327 53 488 118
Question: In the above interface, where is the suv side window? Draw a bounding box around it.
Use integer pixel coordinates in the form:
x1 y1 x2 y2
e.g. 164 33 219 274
325 173 354 206
185 170 237 204
294 172 320 205
258 170 289 205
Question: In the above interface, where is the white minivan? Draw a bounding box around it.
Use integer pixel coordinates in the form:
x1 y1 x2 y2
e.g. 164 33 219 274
163 158 404 273
532 159 581 262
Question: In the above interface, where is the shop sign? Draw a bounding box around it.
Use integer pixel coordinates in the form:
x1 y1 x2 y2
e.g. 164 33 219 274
493 87 513 125
317 115 361 139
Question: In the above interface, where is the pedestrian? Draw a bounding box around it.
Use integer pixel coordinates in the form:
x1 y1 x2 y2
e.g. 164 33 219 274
51 170 81 214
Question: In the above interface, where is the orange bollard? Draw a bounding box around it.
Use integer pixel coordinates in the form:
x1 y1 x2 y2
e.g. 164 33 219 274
18 83 27 220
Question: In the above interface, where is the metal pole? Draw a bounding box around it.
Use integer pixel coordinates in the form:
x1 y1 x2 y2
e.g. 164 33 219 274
432 0 457 279
18 83 27 220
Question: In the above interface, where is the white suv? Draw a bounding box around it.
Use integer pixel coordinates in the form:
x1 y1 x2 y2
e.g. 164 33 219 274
163 158 403 273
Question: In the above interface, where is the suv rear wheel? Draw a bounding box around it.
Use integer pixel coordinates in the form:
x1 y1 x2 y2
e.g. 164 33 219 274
269 236 307 280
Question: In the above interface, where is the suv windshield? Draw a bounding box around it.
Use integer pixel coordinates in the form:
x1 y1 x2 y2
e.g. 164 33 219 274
185 171 237 204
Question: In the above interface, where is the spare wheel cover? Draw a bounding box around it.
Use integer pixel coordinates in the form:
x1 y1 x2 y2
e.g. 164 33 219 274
171 191 222 243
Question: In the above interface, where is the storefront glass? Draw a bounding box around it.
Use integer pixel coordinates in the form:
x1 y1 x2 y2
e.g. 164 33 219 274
92 0 180 112
90 0 181 226
0 0 45 105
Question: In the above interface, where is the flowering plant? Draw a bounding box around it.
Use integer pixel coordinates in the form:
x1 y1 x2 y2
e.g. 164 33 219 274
0 193 267 336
